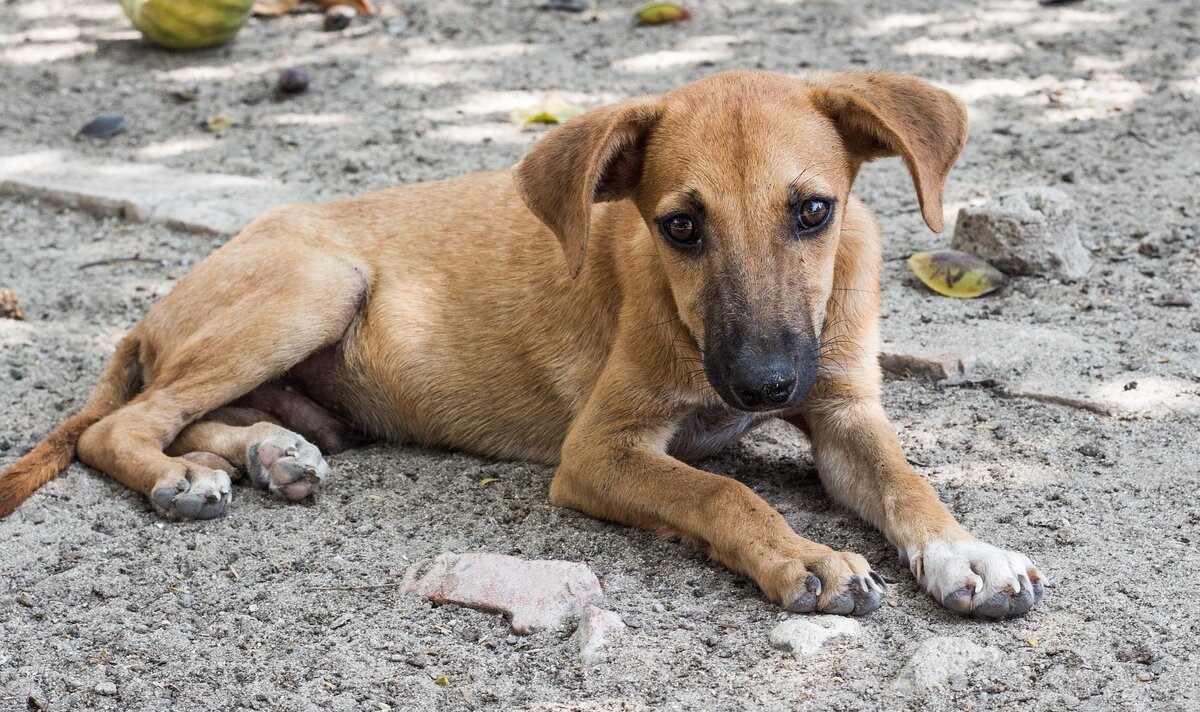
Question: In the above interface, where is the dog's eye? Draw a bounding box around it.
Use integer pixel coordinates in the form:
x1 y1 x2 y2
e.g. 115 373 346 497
660 214 700 248
797 199 832 233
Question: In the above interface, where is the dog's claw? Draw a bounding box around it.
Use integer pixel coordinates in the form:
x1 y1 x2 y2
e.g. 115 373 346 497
151 468 232 520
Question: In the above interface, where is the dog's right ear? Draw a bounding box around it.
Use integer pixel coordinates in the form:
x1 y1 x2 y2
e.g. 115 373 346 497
514 97 661 278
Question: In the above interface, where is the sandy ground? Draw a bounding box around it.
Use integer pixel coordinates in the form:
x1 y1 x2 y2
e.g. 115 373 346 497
2 0 1199 710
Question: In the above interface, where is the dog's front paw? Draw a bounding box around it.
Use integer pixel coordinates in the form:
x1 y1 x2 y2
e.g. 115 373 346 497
772 550 888 616
152 462 233 521
910 539 1046 619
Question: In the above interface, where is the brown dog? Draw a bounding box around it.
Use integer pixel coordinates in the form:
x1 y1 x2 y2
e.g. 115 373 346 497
0 71 1044 618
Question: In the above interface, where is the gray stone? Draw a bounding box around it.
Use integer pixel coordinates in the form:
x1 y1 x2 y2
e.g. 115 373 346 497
768 616 862 658
401 552 605 634
0 148 308 237
94 681 117 696
892 636 1002 691
951 186 1091 280
571 603 625 666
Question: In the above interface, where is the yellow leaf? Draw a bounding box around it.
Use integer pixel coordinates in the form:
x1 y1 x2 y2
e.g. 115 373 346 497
206 113 234 132
434 675 449 686
636 2 691 24
509 96 584 126
908 250 1008 298
478 478 499 486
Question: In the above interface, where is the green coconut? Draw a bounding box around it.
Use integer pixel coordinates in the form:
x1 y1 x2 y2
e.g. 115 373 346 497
121 0 254 50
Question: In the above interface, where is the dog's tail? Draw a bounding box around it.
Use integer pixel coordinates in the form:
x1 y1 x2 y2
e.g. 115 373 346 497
0 337 141 518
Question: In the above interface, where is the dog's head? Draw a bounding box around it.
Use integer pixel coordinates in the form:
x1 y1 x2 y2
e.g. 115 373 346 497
514 71 967 412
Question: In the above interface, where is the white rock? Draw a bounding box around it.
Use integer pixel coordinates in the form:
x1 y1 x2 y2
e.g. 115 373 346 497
571 603 625 666
401 552 605 634
951 186 1091 280
892 636 1002 692
768 616 862 658
0 148 308 237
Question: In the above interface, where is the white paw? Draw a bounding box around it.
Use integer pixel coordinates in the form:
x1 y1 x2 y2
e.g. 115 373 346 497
909 539 1046 619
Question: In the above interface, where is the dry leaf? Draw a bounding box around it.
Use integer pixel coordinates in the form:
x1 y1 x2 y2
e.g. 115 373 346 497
252 0 299 15
478 477 499 486
909 250 1008 298
509 96 584 126
0 289 24 320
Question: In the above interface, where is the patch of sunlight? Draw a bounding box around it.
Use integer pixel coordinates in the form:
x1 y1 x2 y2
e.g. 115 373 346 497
135 138 219 160
1035 74 1147 124
259 113 355 127
15 0 122 21
611 33 753 73
894 37 1022 60
1 41 96 65
0 320 35 347
423 90 619 122
0 25 82 46
405 43 536 64
1072 50 1149 73
427 123 535 146
854 12 942 38
376 65 492 87
1092 377 1200 416
931 9 1033 36
935 76 1056 103
1023 9 1125 36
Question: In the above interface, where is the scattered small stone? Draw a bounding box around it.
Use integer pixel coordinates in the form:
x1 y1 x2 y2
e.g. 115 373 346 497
1123 381 1138 391
275 67 311 97
9 368 22 380
27 687 49 710
401 552 604 634
879 348 973 382
951 186 1091 281
94 682 117 697
571 603 625 666
65 677 86 691
1077 444 1102 458
329 613 353 629
324 6 356 31
78 115 126 139
544 0 590 10
1152 292 1192 308
171 86 201 103
1137 671 1153 682
0 288 24 320
16 592 36 607
768 616 862 658
893 636 1002 691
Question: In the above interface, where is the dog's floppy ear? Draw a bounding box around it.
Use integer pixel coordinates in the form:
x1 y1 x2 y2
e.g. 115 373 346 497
805 72 968 232
514 97 661 277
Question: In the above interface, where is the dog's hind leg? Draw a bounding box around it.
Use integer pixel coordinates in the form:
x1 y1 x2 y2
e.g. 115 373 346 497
76 241 369 520
167 407 331 503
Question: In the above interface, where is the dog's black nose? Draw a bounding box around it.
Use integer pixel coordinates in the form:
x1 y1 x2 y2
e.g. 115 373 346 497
732 360 796 410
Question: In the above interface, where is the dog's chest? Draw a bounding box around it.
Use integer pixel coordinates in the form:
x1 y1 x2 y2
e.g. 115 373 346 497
668 405 772 462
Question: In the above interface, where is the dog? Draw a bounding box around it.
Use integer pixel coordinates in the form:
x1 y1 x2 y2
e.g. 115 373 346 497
0 70 1044 619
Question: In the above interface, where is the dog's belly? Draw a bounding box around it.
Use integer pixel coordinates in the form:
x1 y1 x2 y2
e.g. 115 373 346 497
668 405 772 462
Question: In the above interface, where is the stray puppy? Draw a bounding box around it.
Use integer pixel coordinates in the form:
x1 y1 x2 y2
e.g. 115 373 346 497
0 71 1044 619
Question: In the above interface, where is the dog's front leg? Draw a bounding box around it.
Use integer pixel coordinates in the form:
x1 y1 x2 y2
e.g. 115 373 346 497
787 395 1046 619
553 365 885 615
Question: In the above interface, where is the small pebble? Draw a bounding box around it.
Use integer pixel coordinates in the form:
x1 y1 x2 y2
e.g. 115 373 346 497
324 6 356 31
78 115 125 139
94 682 117 696
275 67 311 96
1136 671 1153 682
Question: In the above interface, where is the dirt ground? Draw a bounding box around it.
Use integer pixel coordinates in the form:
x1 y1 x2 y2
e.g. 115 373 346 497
2 0 1199 710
